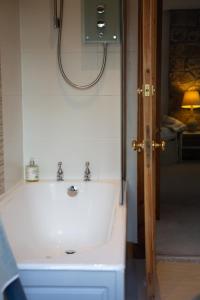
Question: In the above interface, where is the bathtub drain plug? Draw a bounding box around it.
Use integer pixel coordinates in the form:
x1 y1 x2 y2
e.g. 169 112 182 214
65 250 76 255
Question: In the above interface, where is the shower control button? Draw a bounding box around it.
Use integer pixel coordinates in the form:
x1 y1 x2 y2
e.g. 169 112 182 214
97 20 106 29
97 5 105 14
98 32 104 38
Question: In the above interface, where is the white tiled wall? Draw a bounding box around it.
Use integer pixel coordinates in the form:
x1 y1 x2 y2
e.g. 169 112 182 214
126 0 138 242
0 0 23 191
20 0 121 180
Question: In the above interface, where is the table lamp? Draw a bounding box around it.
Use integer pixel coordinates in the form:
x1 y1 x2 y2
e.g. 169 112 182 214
181 90 200 131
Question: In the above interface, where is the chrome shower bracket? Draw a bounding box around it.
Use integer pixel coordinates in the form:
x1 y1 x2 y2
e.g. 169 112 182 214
54 0 60 29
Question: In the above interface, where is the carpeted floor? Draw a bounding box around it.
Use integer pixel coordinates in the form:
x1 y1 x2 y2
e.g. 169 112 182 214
157 261 200 300
156 162 200 258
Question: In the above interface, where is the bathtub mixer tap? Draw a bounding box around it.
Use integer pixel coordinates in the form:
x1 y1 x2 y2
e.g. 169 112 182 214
57 162 64 181
84 161 91 181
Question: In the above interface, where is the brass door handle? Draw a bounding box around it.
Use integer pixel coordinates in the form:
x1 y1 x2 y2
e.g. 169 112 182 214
132 140 144 152
152 140 166 151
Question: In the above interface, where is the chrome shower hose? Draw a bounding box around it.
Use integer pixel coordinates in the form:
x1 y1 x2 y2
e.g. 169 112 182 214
57 0 108 90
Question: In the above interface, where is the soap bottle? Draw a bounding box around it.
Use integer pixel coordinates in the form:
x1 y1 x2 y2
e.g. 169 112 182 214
25 159 39 182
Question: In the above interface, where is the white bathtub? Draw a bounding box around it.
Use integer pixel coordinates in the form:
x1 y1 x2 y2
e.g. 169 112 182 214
0 180 126 300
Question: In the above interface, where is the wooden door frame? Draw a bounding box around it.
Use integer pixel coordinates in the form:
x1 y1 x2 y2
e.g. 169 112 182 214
136 0 163 257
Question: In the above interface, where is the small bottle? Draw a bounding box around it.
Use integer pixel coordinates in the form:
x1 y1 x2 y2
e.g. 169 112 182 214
25 159 39 182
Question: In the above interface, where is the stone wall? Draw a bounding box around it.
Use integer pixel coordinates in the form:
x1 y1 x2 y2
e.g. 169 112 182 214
169 9 200 125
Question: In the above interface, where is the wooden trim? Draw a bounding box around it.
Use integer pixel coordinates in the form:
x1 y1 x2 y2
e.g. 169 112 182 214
126 242 134 259
126 242 147 259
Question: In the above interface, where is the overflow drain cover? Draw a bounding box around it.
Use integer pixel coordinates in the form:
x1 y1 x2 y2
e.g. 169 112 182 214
65 250 76 255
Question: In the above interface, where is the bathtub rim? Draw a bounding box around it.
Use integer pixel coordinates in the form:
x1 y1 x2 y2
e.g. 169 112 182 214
0 179 121 200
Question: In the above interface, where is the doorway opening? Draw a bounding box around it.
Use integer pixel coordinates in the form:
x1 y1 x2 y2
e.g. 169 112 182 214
156 2 200 261
155 2 200 299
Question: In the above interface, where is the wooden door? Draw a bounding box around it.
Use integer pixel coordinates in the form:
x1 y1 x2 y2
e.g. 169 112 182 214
124 0 162 296
136 0 163 259
141 0 158 298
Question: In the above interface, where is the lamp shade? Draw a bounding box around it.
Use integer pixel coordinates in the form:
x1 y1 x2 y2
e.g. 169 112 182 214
182 90 200 108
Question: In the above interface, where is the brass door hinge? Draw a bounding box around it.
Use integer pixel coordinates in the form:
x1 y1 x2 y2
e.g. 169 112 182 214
137 84 156 97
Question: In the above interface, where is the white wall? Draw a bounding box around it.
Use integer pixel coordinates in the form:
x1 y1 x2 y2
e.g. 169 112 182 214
126 0 138 242
0 0 23 190
20 0 121 180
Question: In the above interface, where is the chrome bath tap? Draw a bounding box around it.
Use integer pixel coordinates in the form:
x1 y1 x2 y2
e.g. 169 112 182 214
84 161 91 181
57 162 64 181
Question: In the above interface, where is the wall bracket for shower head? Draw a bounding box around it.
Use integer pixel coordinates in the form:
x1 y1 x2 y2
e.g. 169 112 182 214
54 0 60 29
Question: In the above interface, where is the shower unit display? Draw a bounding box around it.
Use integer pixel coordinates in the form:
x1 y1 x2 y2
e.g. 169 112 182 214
54 0 121 89
83 0 121 43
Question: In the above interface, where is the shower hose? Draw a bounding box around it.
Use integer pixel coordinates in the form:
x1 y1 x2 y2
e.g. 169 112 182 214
57 0 108 90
